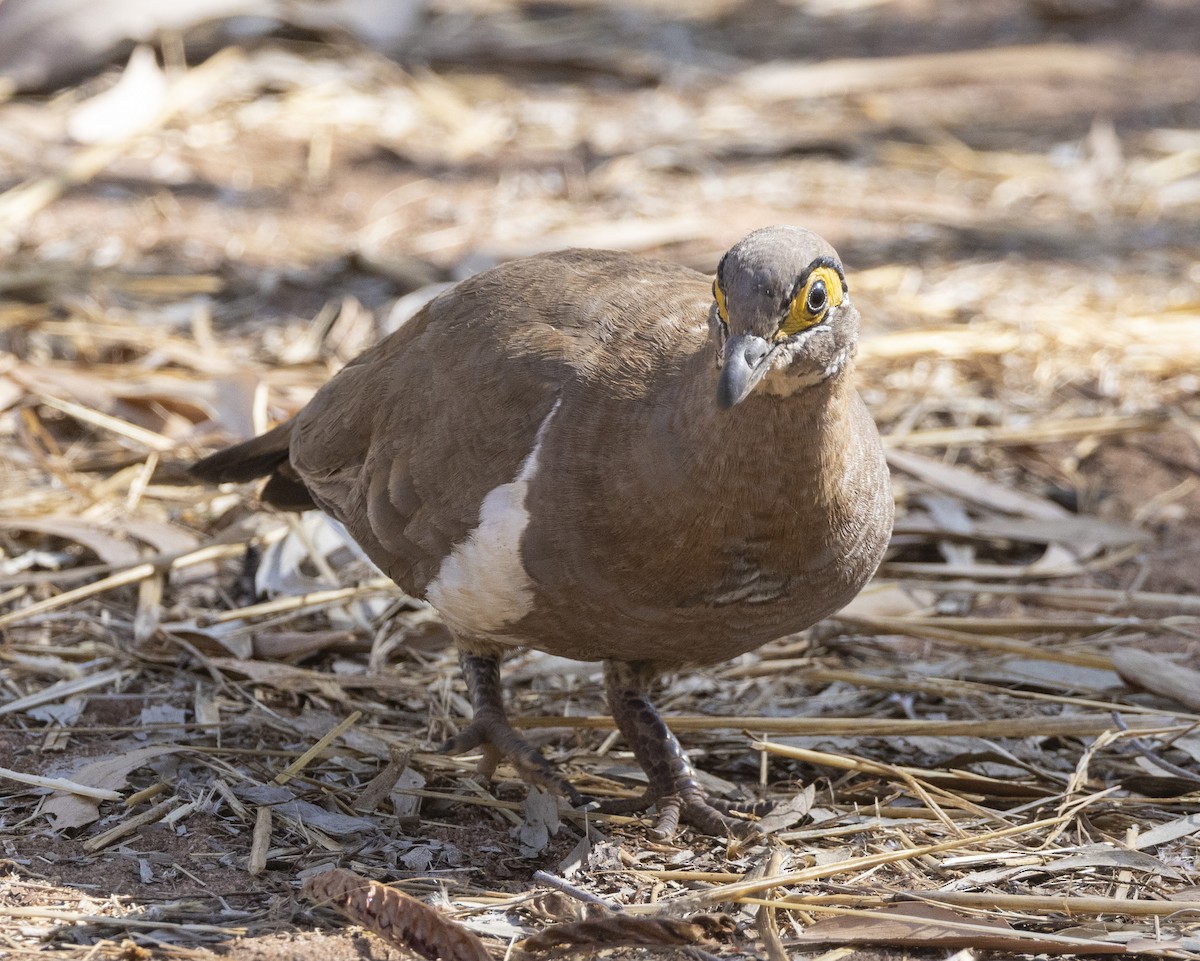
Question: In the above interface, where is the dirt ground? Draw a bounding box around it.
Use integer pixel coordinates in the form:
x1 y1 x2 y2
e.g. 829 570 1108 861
2 0 1200 958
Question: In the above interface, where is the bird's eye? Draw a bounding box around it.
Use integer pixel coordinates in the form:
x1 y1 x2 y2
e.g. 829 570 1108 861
806 280 828 314
777 262 845 339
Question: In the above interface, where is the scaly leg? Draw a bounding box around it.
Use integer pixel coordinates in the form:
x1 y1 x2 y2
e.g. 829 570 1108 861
439 651 584 806
599 660 764 840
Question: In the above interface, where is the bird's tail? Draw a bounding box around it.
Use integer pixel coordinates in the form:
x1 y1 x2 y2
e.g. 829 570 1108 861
190 420 316 511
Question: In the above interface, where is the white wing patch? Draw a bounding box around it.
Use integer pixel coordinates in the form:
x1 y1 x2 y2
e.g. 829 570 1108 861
425 400 561 637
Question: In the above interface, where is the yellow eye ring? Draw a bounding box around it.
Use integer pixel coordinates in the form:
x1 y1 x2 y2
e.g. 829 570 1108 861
713 278 729 324
778 265 843 339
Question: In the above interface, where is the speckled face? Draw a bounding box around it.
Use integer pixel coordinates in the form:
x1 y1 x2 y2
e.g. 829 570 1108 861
711 226 860 407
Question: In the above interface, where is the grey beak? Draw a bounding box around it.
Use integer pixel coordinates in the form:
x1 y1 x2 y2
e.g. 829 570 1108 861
717 333 773 408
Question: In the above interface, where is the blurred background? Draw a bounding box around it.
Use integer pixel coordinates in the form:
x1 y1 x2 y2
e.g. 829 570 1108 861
2 1 1200 958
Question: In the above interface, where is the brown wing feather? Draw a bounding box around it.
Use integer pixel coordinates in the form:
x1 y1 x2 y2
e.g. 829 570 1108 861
285 256 576 592
192 248 712 597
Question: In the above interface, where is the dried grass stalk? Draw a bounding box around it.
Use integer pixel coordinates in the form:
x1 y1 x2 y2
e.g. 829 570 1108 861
892 890 1200 918
275 710 362 784
753 847 790 961
247 806 271 876
303 868 492 961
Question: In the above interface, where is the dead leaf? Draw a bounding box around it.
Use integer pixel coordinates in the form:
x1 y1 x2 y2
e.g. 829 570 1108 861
1132 812 1200 850
43 745 184 829
755 783 817 834
886 447 1072 521
122 519 214 583
237 785 378 838
1044 843 1184 880
203 657 349 698
518 787 561 857
0 518 141 566
1112 647 1200 712
837 581 934 618
522 912 735 953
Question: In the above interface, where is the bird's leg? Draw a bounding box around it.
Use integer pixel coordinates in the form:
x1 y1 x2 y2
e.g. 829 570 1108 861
600 660 762 840
439 651 584 806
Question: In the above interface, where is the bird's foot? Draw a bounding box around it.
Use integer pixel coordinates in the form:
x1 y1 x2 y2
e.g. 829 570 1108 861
603 659 769 841
440 651 584 806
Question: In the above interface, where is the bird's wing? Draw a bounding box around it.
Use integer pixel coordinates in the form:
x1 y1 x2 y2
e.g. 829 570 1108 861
268 249 710 594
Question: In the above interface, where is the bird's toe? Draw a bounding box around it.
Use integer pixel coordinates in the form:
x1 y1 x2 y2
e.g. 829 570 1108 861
651 790 763 842
439 714 584 807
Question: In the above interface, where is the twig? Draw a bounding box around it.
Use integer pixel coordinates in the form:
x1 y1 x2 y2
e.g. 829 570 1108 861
531 871 617 911
516 714 1182 738
0 767 122 800
275 711 362 785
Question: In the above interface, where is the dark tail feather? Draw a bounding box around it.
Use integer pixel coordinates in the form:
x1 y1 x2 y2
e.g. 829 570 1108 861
259 471 317 511
191 421 293 483
191 420 317 511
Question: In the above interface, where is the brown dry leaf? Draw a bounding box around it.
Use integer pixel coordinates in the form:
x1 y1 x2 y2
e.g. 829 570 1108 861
289 710 394 761
123 519 218 586
895 512 1143 548
836 581 933 618
1112 647 1200 712
5 363 117 414
198 370 267 439
792 903 1128 953
521 912 735 953
251 629 358 661
42 745 184 829
237 785 377 838
1043 844 1184 880
0 518 142 566
303 867 492 961
205 656 352 699
885 448 1073 522
755 783 817 835
165 622 255 660
518 787 560 858
1132 812 1200 850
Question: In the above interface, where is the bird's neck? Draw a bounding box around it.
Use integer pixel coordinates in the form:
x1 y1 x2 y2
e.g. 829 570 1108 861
665 349 858 488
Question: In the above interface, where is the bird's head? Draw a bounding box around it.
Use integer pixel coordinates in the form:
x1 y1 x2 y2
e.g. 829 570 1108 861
710 226 860 409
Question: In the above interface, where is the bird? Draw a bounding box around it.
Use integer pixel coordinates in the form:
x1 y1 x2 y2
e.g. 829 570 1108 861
191 225 894 839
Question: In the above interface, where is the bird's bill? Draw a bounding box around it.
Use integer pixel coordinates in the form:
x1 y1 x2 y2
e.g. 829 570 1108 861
717 333 775 408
